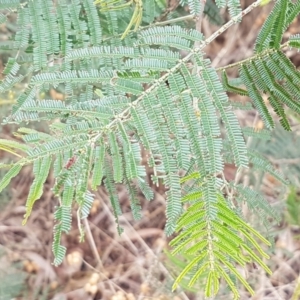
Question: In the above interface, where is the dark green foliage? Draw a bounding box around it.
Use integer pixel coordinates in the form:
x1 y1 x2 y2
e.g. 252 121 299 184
204 0 224 25
236 46 300 131
222 70 248 96
225 4 300 131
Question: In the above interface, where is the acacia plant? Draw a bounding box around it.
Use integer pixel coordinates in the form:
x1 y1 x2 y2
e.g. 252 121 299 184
0 0 299 298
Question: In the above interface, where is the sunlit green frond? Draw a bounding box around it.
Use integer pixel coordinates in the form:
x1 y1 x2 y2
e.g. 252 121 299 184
0 138 28 153
23 156 52 224
0 164 22 193
52 228 67 266
171 193 271 297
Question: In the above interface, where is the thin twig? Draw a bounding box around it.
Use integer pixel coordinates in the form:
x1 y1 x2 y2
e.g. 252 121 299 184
83 218 103 270
82 258 125 294
216 41 290 72
144 14 195 28
119 215 191 300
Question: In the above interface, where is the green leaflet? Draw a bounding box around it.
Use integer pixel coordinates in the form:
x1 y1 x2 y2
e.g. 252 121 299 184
23 156 52 224
79 191 94 219
91 144 106 190
270 0 288 49
124 179 142 220
82 0 102 45
254 0 283 52
104 163 123 235
289 34 300 49
239 46 300 131
222 70 248 96
204 0 224 25
0 138 28 156
28 0 48 70
0 164 22 193
114 78 144 95
108 132 123 183
227 0 241 19
239 64 274 129
118 123 138 180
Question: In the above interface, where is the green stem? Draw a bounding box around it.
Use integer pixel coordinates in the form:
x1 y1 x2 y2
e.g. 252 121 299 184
145 14 195 28
216 41 290 72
